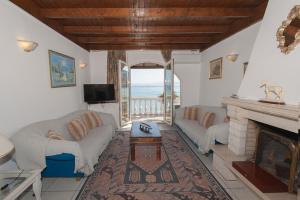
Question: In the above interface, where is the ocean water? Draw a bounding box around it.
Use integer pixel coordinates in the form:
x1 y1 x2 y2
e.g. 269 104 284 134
131 83 180 97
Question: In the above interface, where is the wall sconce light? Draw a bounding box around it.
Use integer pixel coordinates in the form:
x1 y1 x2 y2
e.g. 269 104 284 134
17 40 38 52
79 63 87 69
226 53 239 62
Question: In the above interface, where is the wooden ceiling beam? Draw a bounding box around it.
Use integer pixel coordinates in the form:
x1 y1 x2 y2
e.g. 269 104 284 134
73 33 222 37
77 36 212 44
88 43 203 50
41 7 253 19
28 0 267 9
65 25 228 34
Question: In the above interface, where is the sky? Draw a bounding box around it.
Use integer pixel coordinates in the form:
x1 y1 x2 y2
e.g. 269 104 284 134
131 69 179 85
131 69 164 84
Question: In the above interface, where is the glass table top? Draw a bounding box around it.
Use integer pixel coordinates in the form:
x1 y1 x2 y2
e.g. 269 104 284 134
0 170 33 199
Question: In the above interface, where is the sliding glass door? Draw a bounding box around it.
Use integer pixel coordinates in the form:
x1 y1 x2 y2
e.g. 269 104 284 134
164 59 174 125
119 60 131 126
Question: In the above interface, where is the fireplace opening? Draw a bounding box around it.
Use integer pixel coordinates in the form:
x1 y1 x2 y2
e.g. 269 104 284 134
233 122 299 193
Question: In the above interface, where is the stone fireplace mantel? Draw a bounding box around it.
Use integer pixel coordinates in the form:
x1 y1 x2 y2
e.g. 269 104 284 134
222 97 299 157
223 97 299 133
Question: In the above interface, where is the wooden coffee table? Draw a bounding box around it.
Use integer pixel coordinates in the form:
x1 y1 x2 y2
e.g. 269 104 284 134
130 122 162 161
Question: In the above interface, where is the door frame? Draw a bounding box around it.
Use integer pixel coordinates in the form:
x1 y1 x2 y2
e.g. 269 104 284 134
163 59 175 125
118 61 175 126
118 60 131 127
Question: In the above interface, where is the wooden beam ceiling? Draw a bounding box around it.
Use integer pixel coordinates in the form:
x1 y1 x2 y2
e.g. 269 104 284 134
41 8 254 18
87 44 205 50
11 0 268 51
77 36 212 44
64 25 228 34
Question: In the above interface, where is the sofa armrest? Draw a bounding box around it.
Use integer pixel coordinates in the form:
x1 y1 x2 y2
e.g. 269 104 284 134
175 107 185 121
45 139 85 172
200 122 229 154
207 123 229 144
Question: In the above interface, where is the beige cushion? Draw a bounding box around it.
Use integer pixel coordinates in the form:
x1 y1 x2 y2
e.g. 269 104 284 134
200 112 215 128
183 107 199 120
67 119 88 141
47 130 64 140
82 111 103 130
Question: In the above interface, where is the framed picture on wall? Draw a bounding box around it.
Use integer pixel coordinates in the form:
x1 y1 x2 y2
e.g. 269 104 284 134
49 50 76 88
209 57 222 79
243 62 249 77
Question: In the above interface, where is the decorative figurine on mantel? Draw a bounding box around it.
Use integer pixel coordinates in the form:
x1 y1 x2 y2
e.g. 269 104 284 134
259 81 285 105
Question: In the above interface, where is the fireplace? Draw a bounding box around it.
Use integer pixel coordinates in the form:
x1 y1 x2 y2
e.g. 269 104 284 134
221 97 299 198
233 123 299 193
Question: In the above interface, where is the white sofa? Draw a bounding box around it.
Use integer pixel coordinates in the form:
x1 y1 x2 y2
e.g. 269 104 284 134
174 105 229 154
11 110 117 175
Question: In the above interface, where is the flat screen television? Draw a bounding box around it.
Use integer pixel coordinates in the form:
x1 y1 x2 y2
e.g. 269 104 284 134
84 84 116 104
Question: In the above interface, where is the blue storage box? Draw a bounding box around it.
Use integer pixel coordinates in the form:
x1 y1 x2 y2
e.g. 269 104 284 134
42 153 84 177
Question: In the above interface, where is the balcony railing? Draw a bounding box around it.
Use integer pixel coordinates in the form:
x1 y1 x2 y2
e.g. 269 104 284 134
130 96 180 120
131 97 164 120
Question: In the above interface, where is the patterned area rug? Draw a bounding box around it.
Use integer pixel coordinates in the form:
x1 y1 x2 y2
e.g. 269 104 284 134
77 130 232 200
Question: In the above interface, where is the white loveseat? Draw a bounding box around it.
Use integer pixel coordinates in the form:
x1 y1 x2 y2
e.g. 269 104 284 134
11 110 117 175
174 105 229 154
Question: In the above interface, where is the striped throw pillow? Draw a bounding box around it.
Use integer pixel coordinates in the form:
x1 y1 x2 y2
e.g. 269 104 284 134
82 111 103 129
183 107 199 120
47 130 64 140
200 112 215 128
67 119 88 141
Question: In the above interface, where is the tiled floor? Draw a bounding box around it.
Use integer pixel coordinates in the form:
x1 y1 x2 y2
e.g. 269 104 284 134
18 177 86 200
18 123 262 200
174 126 263 200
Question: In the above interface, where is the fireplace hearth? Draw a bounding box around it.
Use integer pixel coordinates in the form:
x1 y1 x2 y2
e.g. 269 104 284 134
233 124 299 193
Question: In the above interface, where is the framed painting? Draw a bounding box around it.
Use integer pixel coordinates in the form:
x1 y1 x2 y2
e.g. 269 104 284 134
49 50 76 88
209 57 222 79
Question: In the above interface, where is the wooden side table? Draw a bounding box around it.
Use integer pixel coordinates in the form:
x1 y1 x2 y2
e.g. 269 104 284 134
0 169 42 200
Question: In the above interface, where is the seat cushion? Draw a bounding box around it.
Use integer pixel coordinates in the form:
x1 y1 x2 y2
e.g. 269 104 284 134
78 124 113 173
175 119 207 144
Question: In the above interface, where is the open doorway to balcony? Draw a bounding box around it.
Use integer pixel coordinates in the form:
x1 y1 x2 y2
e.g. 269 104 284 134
119 61 181 126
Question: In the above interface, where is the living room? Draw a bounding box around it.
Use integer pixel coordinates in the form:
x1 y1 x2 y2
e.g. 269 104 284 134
0 0 299 200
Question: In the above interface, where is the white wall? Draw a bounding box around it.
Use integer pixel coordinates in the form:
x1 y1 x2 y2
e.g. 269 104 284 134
127 50 165 66
88 51 121 125
199 22 261 106
173 51 201 106
0 1 90 137
238 0 300 105
89 51 107 83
